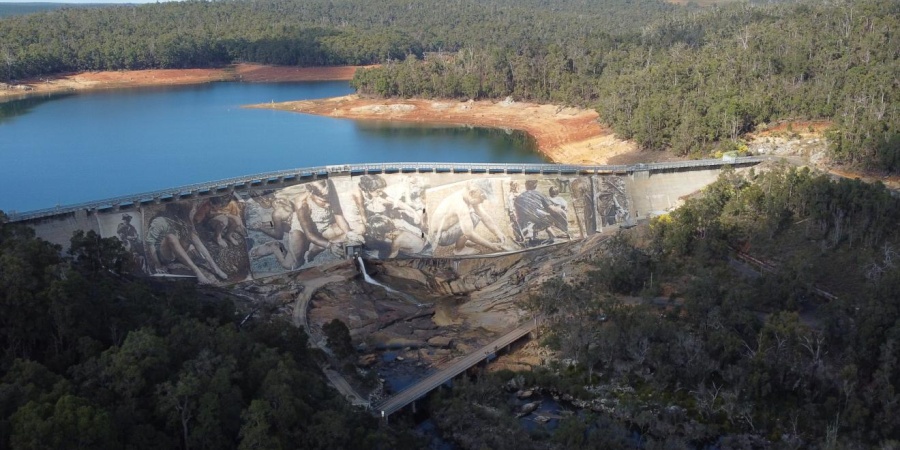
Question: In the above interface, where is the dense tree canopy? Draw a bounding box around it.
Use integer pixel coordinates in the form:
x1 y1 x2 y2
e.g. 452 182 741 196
499 166 900 448
0 0 673 80
2 0 896 170
0 217 414 449
352 0 899 171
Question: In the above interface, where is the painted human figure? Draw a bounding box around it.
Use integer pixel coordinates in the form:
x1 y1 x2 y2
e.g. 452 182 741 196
117 213 146 271
352 175 423 233
352 175 427 256
569 177 594 236
250 179 353 269
365 214 430 259
514 179 567 245
547 186 570 238
202 197 246 247
116 214 140 252
430 180 506 255
145 204 229 284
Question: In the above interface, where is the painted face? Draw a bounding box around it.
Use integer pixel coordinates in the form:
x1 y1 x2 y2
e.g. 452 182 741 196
467 187 487 204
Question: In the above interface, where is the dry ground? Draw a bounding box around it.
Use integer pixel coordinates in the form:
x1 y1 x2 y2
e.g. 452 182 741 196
748 120 900 190
248 94 640 164
0 63 365 101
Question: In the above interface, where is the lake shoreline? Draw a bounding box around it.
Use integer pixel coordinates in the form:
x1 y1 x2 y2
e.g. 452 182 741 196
2 64 642 165
0 63 366 101
248 94 640 164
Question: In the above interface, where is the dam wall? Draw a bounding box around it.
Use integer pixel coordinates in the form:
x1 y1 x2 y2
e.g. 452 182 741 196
9 159 760 285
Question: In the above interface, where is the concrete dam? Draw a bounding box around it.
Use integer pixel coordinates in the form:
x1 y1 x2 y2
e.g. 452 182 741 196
9 158 761 286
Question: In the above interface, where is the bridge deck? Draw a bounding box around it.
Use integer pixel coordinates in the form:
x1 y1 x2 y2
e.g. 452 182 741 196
375 317 539 418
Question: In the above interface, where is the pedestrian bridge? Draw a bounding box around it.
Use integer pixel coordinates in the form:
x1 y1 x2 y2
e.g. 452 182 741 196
10 158 761 285
375 316 541 419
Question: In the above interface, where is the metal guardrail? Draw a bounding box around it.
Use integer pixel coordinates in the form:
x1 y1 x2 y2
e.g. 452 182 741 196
375 317 540 418
6 157 763 223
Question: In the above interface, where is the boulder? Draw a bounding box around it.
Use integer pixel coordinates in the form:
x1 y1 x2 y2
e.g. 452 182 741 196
516 401 541 418
454 343 474 354
428 336 453 348
516 389 534 399
357 354 378 367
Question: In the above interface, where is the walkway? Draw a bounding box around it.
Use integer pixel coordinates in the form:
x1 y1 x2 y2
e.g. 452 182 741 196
8 158 763 222
374 317 541 418
286 262 371 408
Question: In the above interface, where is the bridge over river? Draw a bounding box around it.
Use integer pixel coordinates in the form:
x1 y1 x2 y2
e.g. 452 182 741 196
375 316 541 419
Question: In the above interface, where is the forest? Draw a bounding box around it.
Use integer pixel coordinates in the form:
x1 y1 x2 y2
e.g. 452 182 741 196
0 214 420 449
3 0 895 170
2 0 899 447
351 0 899 172
423 166 900 449
3 172 899 448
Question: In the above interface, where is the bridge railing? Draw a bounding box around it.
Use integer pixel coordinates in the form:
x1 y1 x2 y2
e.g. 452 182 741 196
6 157 762 223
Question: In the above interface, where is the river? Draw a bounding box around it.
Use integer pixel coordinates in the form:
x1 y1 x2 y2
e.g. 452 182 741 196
0 81 542 213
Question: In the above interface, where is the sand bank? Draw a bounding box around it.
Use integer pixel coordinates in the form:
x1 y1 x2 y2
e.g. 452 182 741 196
3 63 643 164
248 94 639 164
0 63 366 101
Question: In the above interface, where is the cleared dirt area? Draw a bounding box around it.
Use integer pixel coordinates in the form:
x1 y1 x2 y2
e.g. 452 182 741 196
248 94 639 164
749 120 833 138
746 120 900 190
0 63 364 101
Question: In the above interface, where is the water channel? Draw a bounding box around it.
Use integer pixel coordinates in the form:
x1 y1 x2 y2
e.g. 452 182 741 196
0 81 543 213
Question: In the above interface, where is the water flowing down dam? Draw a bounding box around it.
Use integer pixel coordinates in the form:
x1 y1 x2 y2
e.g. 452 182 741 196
358 256 427 307
10 158 762 286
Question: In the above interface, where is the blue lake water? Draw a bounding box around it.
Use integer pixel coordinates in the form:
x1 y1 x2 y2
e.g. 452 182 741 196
0 81 542 213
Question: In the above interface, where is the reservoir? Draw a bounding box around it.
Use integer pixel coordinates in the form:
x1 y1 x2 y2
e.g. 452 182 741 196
0 82 542 213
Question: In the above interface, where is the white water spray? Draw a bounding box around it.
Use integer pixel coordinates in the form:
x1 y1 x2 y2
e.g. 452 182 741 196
357 256 427 307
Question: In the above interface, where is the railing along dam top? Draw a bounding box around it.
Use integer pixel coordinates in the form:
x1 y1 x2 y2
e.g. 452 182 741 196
7 157 762 223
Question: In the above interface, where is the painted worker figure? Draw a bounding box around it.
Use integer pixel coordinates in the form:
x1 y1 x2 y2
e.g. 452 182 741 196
249 179 353 269
364 214 430 259
430 180 506 255
191 197 246 248
116 214 140 252
145 204 229 284
117 213 146 271
514 179 567 246
547 186 570 239
352 175 423 233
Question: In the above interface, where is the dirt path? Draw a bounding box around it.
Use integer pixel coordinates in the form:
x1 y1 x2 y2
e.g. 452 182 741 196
247 94 638 164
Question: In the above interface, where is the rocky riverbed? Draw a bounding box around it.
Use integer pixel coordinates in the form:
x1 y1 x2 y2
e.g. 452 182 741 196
230 232 609 401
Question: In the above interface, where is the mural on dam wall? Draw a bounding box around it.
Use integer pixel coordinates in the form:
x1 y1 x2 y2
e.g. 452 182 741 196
350 174 429 260
96 195 251 285
141 196 251 284
425 176 590 257
241 179 359 277
84 173 633 283
97 211 148 274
